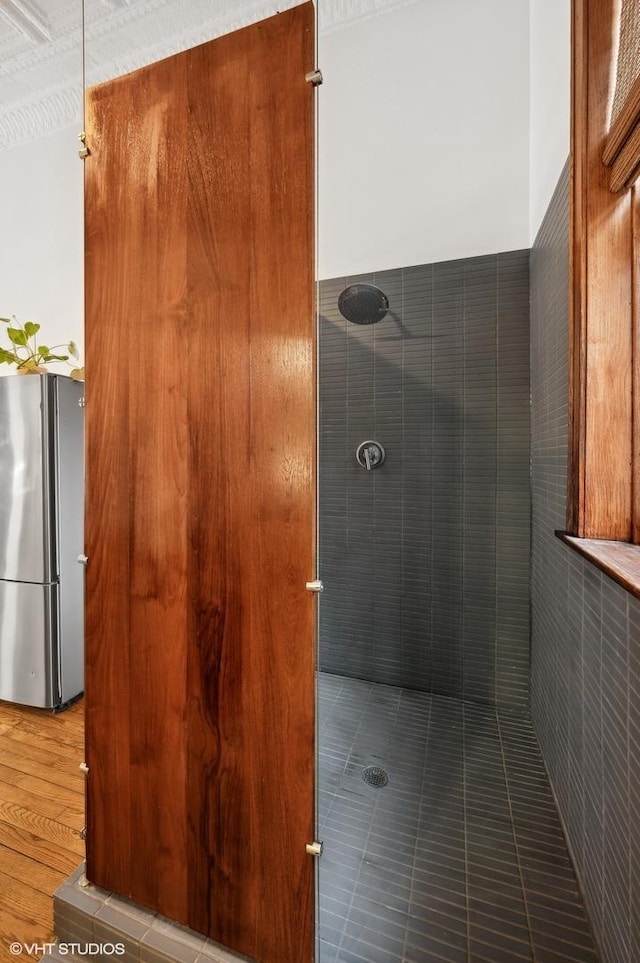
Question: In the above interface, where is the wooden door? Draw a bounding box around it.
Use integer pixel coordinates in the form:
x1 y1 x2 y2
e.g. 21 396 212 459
83 6 316 962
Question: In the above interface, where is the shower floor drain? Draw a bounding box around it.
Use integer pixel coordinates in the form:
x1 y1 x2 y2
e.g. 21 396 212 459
362 765 389 788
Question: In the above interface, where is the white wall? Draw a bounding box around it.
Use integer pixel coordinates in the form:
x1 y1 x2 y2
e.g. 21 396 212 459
1 0 533 327
0 124 84 371
529 0 570 241
318 0 530 279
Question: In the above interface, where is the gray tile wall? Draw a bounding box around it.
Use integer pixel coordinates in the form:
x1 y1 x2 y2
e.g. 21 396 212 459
530 160 640 963
319 252 531 708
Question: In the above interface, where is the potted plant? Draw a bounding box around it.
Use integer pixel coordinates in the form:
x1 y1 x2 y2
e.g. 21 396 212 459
0 316 84 380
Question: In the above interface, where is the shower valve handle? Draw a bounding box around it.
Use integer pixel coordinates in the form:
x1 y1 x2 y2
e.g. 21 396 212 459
356 441 385 471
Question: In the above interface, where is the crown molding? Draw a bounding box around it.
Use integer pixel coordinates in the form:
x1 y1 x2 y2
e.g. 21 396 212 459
0 0 418 150
0 0 51 42
0 88 80 150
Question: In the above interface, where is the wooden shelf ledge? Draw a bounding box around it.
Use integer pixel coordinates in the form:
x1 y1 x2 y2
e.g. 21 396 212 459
556 531 640 599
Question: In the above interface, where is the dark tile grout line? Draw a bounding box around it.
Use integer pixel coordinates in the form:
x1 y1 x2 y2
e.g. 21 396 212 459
462 698 471 963
403 685 433 962
495 705 536 958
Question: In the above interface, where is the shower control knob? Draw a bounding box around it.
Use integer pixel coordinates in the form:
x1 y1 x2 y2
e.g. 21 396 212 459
356 441 386 471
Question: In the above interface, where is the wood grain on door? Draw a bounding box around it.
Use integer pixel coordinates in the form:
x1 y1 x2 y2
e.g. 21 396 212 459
84 7 316 961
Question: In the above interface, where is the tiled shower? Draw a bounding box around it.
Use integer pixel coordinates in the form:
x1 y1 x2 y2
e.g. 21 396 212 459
316 253 601 962
319 253 530 708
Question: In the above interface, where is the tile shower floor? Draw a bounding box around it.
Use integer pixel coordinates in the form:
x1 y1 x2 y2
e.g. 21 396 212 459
317 673 600 963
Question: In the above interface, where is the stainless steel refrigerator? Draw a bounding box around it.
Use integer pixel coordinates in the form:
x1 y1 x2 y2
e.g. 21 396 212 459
0 374 84 709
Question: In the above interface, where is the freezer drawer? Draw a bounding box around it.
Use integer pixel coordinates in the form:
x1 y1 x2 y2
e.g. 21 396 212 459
0 580 59 708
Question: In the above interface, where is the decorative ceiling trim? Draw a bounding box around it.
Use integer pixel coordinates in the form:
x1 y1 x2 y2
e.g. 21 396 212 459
0 0 51 43
0 87 81 150
0 0 421 151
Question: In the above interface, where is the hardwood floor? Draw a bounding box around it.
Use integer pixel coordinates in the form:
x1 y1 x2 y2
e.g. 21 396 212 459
0 699 84 963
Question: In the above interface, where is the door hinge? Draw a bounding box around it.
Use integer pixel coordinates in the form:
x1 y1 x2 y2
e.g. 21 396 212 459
306 841 323 856
305 579 323 593
79 761 89 775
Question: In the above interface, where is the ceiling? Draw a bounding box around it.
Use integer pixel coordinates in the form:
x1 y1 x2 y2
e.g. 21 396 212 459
0 0 409 150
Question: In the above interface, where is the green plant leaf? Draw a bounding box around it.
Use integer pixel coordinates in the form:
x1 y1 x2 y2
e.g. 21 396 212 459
46 354 69 362
39 345 50 357
68 341 79 359
0 348 15 364
7 328 28 347
0 318 13 324
24 322 40 338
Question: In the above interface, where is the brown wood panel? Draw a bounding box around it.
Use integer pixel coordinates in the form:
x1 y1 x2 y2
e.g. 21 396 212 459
84 64 133 898
633 184 640 542
568 0 634 539
124 51 190 925
84 6 316 962
568 0 588 535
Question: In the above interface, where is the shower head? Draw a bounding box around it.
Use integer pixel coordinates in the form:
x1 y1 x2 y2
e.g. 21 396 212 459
338 283 389 325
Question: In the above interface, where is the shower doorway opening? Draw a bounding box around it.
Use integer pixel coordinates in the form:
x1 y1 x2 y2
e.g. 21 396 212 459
316 259 599 963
